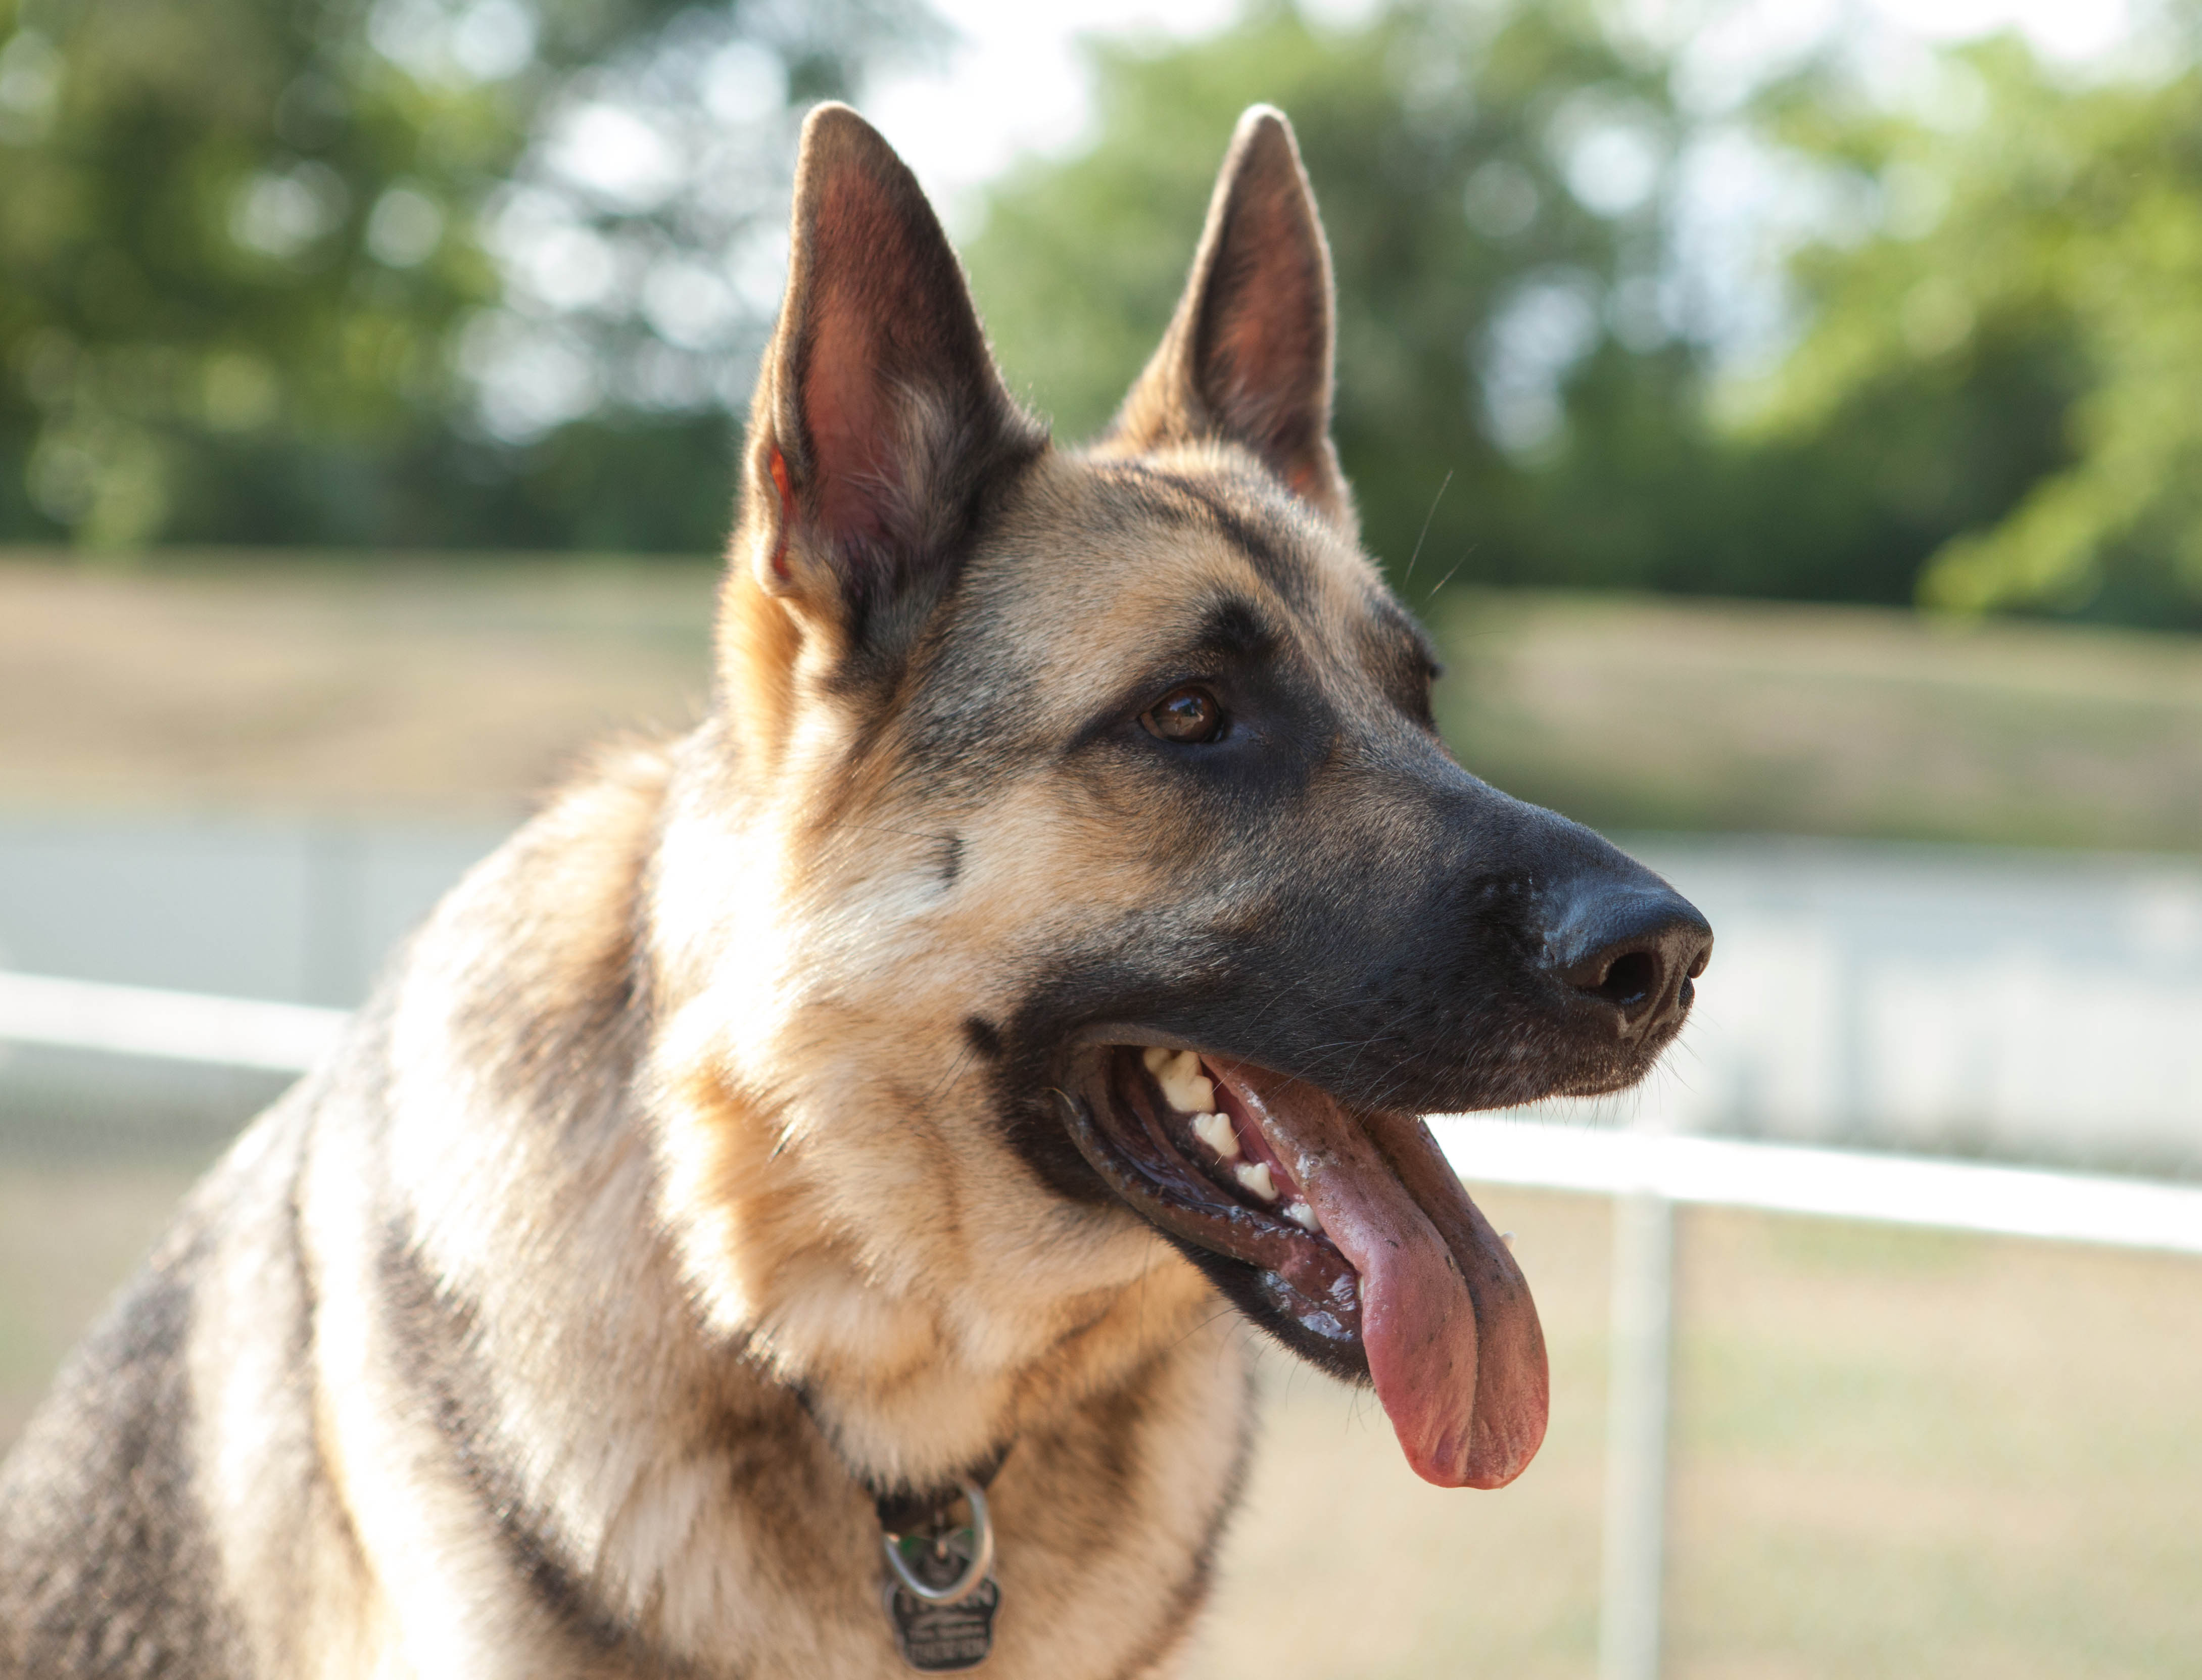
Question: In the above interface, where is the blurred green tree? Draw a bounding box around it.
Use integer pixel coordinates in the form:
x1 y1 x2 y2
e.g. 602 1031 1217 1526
13 0 2195 626
0 0 933 552
961 1 2198 626
1743 33 2202 627
964 0 1701 596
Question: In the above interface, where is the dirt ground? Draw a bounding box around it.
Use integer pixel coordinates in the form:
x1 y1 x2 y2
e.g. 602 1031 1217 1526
4 550 2199 851
0 550 714 815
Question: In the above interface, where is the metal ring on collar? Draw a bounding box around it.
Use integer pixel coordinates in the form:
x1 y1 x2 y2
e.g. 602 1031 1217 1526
880 1478 994 1606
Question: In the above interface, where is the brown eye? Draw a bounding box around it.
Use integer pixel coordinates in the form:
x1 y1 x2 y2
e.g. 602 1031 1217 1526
1141 685 1225 744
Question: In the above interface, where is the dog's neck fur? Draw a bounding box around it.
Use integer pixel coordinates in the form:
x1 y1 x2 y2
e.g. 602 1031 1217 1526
360 739 1241 1664
639 706 1219 1494
385 717 1218 1501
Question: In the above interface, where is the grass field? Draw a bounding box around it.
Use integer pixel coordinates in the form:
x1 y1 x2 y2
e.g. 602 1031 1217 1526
1428 591 2202 854
3 549 2199 852
1204 1190 2202 1679
5 1156 2198 1677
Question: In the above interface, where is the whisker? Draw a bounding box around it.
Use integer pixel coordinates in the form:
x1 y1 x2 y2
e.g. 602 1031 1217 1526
1403 469 1453 584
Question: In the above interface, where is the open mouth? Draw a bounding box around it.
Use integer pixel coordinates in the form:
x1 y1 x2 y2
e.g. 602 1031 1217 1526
1060 1045 1549 1490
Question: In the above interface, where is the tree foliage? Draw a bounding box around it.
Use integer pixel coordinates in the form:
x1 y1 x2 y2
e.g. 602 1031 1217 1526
8 0 2200 628
0 0 931 551
1747 33 2202 627
964 1 2202 627
964 0 1704 597
961 0 2045 606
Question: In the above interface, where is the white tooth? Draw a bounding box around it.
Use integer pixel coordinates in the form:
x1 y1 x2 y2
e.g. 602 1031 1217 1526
1190 1112 1240 1161
1233 1161 1278 1202
1142 1046 1173 1076
1153 1049 1215 1116
1286 1201 1322 1233
1501 1231 1516 1249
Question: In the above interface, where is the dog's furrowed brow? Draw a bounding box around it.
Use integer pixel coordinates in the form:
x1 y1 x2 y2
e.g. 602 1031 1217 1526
1186 596 1280 664
1090 461 1313 610
1098 594 1283 712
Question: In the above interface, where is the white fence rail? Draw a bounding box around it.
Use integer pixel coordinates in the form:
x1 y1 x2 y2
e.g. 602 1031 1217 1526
0 971 348 1074
5 969 2201 1680
1433 1114 2202 1257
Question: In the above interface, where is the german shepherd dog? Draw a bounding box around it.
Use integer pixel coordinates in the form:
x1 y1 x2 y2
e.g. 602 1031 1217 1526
0 105 1710 1676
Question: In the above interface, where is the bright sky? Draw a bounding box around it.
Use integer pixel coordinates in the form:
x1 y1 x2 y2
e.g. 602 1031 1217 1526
864 0 1241 222
861 0 2146 224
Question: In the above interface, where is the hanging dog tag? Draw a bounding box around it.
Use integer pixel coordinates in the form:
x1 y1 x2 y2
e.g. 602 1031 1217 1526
885 1570 999 1672
879 1478 999 1672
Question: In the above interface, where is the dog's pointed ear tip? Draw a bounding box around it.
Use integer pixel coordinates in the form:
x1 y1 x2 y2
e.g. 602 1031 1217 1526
795 101 905 177
798 100 871 143
1232 105 1301 158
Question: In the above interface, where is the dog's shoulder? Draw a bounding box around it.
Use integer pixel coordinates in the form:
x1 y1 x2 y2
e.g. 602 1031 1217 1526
0 1101 313 1678
0 741 684 1679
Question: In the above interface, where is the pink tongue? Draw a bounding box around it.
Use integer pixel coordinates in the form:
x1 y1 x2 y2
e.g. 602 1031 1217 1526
1210 1062 1548 1489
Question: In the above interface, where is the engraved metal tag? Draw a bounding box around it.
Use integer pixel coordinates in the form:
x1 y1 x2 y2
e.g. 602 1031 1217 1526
879 1478 1000 1671
886 1573 998 1672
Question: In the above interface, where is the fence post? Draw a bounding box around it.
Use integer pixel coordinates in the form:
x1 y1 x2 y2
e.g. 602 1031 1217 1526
1598 1188 1676 1680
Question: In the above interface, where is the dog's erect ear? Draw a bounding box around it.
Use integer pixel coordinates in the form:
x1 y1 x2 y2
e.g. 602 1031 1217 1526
739 104 1044 636
1110 106 1350 529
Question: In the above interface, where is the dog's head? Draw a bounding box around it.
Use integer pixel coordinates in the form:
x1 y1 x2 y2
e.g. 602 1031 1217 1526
680 103 1710 1491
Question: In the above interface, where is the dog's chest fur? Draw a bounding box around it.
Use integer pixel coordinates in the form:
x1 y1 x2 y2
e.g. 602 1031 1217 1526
0 741 1254 1679
348 749 1256 1676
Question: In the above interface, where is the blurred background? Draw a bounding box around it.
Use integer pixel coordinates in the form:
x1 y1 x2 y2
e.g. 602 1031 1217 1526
3 0 2200 1672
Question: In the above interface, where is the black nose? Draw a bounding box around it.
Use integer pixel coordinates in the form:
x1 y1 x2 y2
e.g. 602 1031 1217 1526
1548 881 1713 1035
